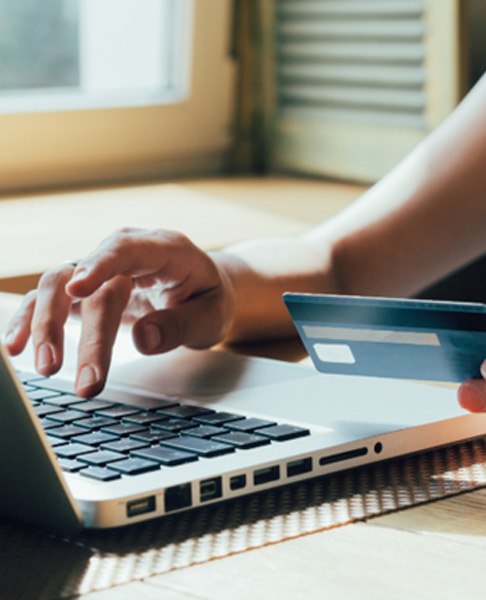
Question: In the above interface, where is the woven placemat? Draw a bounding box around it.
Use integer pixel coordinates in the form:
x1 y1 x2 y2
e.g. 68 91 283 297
1 436 486 600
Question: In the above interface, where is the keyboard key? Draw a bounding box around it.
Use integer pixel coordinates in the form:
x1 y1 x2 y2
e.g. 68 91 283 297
55 442 97 458
58 457 86 472
16 371 46 384
75 415 118 430
123 412 166 426
80 466 121 481
22 384 38 393
48 409 87 424
257 424 310 441
101 438 150 454
212 431 271 449
101 422 146 437
37 378 75 394
109 457 160 475
193 412 243 426
152 418 197 433
78 449 126 466
130 430 176 444
26 389 62 401
156 405 214 419
48 424 87 439
44 394 84 408
46 434 67 447
132 446 198 466
39 417 63 430
184 425 228 439
95 405 142 419
34 404 64 417
69 399 115 413
97 390 180 411
226 418 276 432
162 436 234 458
72 431 119 447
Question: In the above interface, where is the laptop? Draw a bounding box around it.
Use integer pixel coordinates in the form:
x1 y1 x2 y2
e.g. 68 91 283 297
1 294 485 534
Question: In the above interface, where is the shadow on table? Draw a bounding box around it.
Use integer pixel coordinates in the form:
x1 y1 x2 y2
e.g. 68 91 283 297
1 437 486 600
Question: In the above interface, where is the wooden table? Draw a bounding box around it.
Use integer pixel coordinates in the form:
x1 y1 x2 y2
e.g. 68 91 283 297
0 175 362 294
1 179 486 599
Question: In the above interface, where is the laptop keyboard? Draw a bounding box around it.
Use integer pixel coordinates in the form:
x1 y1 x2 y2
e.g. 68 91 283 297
16 372 310 482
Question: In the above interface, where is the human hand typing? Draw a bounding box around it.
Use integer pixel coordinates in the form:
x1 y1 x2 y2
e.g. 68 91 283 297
4 228 235 397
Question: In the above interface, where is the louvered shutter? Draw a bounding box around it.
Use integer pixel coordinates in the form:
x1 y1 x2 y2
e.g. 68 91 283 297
270 0 466 182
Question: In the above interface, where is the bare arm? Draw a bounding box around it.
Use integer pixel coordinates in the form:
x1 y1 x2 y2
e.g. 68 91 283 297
219 74 486 341
5 77 485 401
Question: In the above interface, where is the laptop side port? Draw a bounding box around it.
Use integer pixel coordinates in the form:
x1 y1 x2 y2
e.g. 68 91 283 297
319 447 368 466
230 474 246 490
165 483 192 513
253 465 280 486
126 495 156 518
287 457 312 478
199 477 222 502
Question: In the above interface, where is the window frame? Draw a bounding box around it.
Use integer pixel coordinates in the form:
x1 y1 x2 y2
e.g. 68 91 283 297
0 0 235 193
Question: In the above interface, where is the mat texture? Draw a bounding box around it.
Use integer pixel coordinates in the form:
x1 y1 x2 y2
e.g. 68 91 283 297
1 436 486 600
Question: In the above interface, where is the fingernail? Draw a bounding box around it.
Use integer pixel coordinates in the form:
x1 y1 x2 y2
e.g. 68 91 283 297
69 268 89 285
141 323 161 352
77 365 98 390
36 342 56 372
480 360 486 379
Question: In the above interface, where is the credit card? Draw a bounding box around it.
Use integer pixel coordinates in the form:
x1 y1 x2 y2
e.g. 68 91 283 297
284 293 486 383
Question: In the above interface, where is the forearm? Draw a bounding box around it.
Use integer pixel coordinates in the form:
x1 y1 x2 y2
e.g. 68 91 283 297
308 74 486 298
215 75 486 343
213 234 341 342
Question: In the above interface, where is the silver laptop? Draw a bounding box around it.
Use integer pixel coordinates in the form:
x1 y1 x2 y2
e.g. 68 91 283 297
1 322 485 534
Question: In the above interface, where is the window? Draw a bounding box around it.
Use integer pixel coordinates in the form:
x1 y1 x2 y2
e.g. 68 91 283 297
269 0 467 183
0 0 235 191
0 0 188 113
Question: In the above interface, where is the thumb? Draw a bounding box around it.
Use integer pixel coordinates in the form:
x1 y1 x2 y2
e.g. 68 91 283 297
458 379 486 412
132 292 227 355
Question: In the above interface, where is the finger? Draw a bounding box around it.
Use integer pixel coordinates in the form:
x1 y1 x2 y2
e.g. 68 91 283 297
132 288 227 355
65 229 216 304
65 228 182 298
75 275 132 397
458 379 486 412
3 290 37 355
31 265 75 375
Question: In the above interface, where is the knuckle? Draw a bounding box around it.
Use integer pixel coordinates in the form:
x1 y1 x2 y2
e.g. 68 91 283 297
113 226 135 240
23 289 37 306
170 312 187 345
80 338 109 359
32 315 59 340
154 229 190 248
97 282 121 305
104 228 134 251
38 265 70 290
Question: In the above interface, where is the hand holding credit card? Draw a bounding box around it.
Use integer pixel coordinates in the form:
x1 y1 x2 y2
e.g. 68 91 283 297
284 293 486 383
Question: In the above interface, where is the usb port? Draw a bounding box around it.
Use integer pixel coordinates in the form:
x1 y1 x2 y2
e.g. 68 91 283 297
165 483 192 513
253 465 280 486
126 495 156 518
200 477 222 502
287 457 312 478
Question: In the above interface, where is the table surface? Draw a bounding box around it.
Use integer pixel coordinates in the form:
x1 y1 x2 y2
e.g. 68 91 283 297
1 178 486 599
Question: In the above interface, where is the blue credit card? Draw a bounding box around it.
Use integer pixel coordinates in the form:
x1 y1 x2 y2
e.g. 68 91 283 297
284 293 486 383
